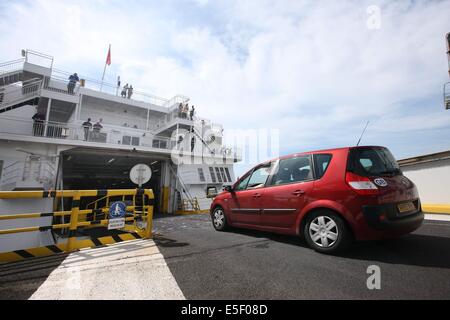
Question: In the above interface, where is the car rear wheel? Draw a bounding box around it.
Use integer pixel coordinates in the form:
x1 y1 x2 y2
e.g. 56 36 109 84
304 211 351 254
211 207 228 231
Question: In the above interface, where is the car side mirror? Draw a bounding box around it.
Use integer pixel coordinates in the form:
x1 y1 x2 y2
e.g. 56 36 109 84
224 185 234 193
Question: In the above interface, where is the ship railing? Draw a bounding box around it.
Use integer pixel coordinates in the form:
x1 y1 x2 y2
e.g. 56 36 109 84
0 161 22 187
0 79 42 109
0 58 25 76
24 50 54 69
52 69 169 107
162 95 190 109
1 53 187 109
42 75 82 96
152 108 195 132
0 115 241 159
0 115 174 150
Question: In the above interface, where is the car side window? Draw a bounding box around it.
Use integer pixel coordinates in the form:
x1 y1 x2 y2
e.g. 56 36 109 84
313 154 332 179
245 163 273 190
270 156 313 186
235 174 251 191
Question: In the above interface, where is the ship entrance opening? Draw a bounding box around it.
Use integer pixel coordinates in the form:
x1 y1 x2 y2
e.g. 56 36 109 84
60 148 167 212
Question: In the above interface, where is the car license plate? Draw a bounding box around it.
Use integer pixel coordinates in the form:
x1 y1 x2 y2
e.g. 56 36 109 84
397 202 415 214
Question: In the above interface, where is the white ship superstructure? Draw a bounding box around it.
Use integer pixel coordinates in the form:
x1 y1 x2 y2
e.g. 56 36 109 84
0 50 241 251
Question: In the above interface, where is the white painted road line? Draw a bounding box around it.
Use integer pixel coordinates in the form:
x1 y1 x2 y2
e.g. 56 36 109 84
29 239 185 300
424 214 450 222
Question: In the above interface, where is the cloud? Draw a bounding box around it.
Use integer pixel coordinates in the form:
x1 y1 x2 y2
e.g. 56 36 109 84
1 0 449 176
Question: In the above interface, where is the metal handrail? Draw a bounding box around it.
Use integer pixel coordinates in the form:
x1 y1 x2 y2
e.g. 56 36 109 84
1 52 189 111
0 79 42 108
26 49 53 60
52 68 170 106
42 76 80 95
25 49 54 69
0 58 25 68
0 58 25 75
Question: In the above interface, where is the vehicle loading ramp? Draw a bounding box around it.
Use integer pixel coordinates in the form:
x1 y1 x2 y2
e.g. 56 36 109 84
0 238 185 300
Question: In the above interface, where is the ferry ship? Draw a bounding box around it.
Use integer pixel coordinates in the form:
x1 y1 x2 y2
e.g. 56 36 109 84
0 50 241 252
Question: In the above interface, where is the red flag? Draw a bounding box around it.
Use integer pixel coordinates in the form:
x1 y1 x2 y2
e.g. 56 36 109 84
106 45 111 66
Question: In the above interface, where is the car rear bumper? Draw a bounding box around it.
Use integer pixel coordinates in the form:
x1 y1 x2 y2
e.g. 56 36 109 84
362 203 424 232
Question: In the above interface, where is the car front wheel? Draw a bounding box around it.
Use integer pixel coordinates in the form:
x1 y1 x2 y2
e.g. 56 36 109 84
211 207 228 231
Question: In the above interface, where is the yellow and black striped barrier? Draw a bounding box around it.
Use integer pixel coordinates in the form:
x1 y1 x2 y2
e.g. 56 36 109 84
0 189 154 263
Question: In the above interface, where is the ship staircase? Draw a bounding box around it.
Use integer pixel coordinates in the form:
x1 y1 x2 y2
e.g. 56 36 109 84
0 51 79 117
168 164 201 214
0 58 43 114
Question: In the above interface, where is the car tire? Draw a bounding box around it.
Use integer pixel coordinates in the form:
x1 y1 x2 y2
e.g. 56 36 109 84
211 206 228 231
304 210 351 254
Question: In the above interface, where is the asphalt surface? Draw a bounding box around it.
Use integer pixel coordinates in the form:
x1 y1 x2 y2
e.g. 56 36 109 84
1 214 449 300
153 214 450 300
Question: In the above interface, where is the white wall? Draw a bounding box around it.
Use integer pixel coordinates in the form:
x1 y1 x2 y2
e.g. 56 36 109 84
0 141 59 190
177 163 237 210
0 198 55 252
80 99 158 131
178 164 235 185
185 185 214 211
0 106 36 136
401 158 450 204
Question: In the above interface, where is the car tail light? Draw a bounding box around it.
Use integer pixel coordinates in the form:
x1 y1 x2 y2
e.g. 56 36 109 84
345 172 379 195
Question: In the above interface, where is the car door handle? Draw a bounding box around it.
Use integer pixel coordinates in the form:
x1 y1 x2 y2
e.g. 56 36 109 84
253 193 262 198
292 190 305 196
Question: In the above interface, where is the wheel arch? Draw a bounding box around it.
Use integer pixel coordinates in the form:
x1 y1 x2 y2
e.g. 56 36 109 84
210 203 224 214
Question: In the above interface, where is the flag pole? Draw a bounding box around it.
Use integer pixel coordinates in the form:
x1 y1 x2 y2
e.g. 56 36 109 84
100 44 111 92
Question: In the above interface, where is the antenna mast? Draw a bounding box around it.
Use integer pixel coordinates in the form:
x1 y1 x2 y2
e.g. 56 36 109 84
356 121 370 146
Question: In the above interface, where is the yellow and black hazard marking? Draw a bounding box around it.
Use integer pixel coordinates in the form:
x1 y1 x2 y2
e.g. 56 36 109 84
0 188 155 264
0 232 144 263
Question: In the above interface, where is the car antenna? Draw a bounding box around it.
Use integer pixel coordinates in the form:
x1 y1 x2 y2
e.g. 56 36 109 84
356 121 370 146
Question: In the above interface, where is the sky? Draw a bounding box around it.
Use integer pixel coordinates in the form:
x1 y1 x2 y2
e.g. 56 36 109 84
0 0 449 176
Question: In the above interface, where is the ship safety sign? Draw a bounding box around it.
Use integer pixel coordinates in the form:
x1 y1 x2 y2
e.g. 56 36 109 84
108 201 127 230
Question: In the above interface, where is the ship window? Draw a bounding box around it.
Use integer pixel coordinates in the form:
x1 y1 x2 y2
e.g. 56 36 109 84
219 167 227 182
122 136 131 145
152 139 167 149
0 160 3 181
224 167 232 182
209 167 216 183
215 167 223 182
198 168 206 182
131 137 140 146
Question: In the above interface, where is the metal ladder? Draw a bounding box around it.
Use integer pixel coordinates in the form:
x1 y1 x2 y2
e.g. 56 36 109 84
168 164 198 211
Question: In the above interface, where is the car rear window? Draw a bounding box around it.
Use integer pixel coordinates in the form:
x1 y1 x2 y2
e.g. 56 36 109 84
313 154 332 179
347 147 401 177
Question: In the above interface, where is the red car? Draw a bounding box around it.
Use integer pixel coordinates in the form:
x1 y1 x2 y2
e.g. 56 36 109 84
210 146 424 254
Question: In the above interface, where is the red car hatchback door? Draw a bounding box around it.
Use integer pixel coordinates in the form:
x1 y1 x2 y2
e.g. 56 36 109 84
260 156 315 229
347 146 420 213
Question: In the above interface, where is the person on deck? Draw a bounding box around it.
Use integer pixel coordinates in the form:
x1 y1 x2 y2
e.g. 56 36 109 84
183 103 189 119
32 112 45 136
93 118 103 132
121 84 129 98
82 118 92 141
67 73 79 94
127 85 133 99
190 106 195 120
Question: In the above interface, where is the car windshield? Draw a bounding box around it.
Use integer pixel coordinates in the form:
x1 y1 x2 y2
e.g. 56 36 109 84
347 147 402 177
